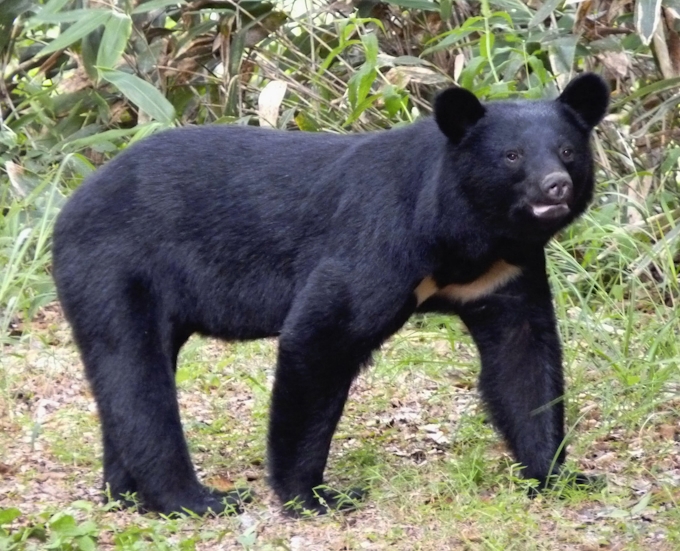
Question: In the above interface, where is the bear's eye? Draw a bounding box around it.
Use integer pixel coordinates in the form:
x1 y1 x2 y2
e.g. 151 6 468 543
561 147 574 160
505 151 520 163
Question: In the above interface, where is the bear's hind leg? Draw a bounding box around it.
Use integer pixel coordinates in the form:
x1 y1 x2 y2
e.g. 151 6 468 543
102 430 137 507
81 316 247 516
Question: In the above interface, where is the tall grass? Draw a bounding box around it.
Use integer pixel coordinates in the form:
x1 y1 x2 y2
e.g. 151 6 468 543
0 162 66 341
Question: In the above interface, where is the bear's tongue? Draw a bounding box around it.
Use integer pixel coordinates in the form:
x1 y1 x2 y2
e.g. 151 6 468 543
531 203 570 219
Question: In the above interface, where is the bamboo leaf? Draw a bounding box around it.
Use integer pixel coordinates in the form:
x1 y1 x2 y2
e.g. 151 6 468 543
96 12 132 70
31 8 109 23
39 0 74 17
440 0 452 20
421 28 478 56
0 0 33 51
37 10 111 55
62 127 147 151
258 80 288 128
547 35 578 78
383 0 439 12
99 69 175 124
635 0 662 45
131 0 187 14
529 0 562 28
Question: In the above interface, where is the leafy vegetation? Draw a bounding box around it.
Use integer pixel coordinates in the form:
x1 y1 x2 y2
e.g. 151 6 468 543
1 0 680 548
2 0 680 328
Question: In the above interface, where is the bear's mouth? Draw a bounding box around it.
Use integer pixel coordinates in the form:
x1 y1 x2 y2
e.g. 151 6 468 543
530 203 570 220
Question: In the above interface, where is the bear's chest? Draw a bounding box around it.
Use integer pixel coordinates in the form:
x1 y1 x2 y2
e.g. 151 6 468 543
414 260 522 305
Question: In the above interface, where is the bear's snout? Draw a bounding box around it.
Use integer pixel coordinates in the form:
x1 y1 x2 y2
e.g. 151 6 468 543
540 172 573 203
527 172 574 221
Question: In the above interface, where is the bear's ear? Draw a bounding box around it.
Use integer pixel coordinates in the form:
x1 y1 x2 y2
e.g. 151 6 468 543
558 73 609 129
434 87 486 143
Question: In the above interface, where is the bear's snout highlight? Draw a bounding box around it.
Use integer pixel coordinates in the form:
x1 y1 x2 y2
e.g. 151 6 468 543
529 172 574 221
540 172 573 203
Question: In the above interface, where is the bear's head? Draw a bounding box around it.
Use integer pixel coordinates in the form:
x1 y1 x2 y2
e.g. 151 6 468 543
434 73 609 243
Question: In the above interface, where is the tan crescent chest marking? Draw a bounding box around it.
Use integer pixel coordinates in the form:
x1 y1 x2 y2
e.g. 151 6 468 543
415 261 522 306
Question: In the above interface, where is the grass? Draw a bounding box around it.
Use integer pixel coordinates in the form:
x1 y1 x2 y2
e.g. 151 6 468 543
1 222 680 550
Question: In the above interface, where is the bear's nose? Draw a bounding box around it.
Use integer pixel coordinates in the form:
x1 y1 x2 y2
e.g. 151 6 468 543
540 172 573 202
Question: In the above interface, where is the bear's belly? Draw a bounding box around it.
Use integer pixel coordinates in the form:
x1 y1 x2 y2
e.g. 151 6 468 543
414 260 522 305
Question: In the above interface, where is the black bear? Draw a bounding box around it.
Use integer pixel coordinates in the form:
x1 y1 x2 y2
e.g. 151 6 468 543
52 73 609 516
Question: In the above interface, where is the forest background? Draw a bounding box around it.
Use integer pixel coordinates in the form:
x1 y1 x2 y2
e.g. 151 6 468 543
1 0 680 549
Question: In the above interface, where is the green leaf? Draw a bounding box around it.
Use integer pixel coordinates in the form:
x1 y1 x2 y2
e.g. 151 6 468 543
487 81 513 98
72 520 98 537
440 0 452 20
630 493 651 516
479 32 495 59
421 28 477 56
382 85 405 118
358 68 377 103
131 0 187 14
49 514 76 533
236 525 257 547
391 55 428 66
31 8 109 23
661 148 680 174
348 34 378 110
489 10 514 27
39 0 73 17
528 0 562 28
318 39 361 74
0 0 34 51
129 122 166 144
625 373 641 386
547 35 577 76
500 53 525 81
348 65 377 109
383 0 439 11
100 69 176 123
527 55 549 84
635 0 662 46
459 56 487 90
77 535 97 551
96 12 132 70
228 30 245 81
81 24 103 80
361 33 379 66
612 76 680 109
0 508 21 525
461 15 485 29
295 112 319 132
37 10 111 55
345 94 380 125
62 127 142 151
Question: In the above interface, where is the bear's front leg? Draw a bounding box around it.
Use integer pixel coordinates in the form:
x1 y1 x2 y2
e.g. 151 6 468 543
455 252 589 491
268 340 364 515
268 261 414 515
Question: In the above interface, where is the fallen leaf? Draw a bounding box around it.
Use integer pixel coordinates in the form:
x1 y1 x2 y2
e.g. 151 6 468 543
258 80 288 128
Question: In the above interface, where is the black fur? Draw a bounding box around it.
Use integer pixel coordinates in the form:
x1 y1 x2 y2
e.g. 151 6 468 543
52 74 609 516
434 87 486 143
